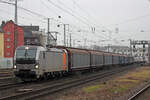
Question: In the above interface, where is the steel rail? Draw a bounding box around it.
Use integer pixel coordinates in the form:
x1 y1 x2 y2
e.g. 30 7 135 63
0 77 13 82
128 82 150 100
0 66 137 100
0 83 22 90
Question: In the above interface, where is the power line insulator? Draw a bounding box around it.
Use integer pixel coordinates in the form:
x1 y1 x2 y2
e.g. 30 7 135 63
143 44 145 48
58 16 61 18
57 25 60 27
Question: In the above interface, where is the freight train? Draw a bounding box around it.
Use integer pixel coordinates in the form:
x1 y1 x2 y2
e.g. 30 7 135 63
13 45 134 81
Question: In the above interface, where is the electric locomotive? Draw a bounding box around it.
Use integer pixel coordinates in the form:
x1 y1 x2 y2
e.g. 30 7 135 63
13 45 68 81
13 46 46 81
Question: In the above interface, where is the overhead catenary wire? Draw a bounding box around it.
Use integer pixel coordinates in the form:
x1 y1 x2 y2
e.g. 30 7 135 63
0 8 46 23
47 0 110 39
57 0 110 37
69 0 133 46
1 0 110 40
0 0 92 38
47 0 93 27
0 0 123 46
0 0 65 23
56 0 95 26
65 0 110 37
47 0 93 29
107 13 150 27
0 0 46 18
69 24 108 39
70 0 112 34
40 0 60 17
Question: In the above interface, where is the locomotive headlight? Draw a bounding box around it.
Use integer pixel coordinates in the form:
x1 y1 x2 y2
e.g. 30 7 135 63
25 46 29 50
13 65 16 69
35 65 39 69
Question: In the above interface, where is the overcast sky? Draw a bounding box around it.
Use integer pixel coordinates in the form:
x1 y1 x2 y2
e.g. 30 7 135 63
0 0 150 46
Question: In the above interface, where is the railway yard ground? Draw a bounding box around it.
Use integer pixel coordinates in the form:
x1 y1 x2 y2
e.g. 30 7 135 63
0 69 14 85
0 68 12 74
1 64 150 100
36 65 150 100
0 69 13 78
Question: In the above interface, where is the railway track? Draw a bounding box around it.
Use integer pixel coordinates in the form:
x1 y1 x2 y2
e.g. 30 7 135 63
0 82 23 91
0 77 15 85
0 69 12 77
0 65 139 100
128 81 150 100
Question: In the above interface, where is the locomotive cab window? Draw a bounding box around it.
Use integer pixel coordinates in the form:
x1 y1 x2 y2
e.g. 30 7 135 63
15 47 37 64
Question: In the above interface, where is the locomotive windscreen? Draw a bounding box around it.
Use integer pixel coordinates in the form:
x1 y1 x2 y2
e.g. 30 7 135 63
15 47 37 64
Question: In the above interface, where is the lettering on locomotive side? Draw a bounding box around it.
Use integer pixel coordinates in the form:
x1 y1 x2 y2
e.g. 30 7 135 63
62 52 67 70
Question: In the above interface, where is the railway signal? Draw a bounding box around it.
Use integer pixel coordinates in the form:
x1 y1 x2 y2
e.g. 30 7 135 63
130 40 150 64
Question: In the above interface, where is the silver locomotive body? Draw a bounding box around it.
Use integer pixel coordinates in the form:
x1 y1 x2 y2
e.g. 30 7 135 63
14 46 68 81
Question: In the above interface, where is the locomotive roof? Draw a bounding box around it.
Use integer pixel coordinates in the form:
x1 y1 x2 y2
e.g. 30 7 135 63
16 45 46 50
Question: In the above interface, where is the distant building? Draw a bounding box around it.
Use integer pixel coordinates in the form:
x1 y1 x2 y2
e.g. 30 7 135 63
0 31 4 57
22 26 47 46
0 20 24 68
22 26 39 45
1 20 24 58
